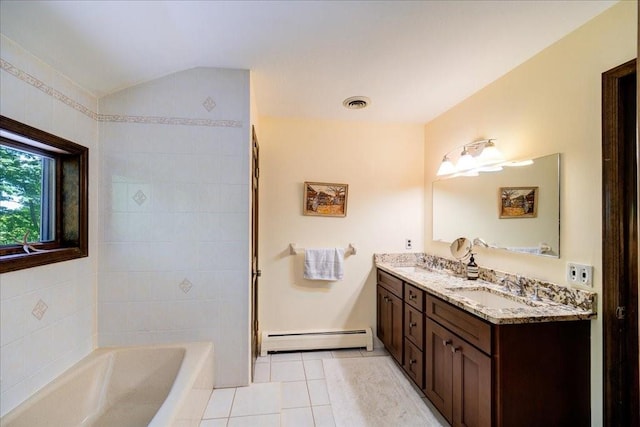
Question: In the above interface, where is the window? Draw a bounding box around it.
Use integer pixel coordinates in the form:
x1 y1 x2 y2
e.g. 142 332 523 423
0 116 88 273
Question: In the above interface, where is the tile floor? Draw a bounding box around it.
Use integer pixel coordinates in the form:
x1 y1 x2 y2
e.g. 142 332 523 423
199 346 447 427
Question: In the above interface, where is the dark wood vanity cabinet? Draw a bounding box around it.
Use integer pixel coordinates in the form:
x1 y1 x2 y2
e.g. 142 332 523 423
376 270 403 363
376 269 591 427
425 294 590 427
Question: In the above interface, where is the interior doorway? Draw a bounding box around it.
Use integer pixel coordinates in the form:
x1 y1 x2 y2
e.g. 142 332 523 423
250 126 260 378
602 58 638 427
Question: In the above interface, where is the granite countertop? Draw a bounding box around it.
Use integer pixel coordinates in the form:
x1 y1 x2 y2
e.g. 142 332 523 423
375 260 597 325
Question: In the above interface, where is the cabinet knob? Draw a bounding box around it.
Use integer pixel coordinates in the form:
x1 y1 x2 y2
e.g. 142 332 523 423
409 294 417 300
409 322 417 328
442 339 451 347
451 346 460 354
409 359 416 365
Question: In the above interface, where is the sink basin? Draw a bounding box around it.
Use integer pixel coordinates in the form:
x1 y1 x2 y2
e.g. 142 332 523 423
452 289 532 309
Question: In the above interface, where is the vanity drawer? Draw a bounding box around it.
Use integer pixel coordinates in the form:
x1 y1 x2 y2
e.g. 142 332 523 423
404 283 425 312
378 270 403 298
404 305 424 350
426 295 492 355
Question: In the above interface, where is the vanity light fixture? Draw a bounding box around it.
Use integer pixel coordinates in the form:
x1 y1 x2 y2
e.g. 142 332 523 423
456 146 477 171
436 155 456 176
436 138 504 176
478 139 503 163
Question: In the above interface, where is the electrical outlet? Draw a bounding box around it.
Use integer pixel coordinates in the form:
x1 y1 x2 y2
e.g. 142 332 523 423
567 262 593 287
405 239 413 250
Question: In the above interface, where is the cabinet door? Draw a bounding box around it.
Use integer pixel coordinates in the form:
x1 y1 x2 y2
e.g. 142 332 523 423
377 286 403 363
376 285 387 343
387 292 403 363
425 319 453 424
452 336 491 427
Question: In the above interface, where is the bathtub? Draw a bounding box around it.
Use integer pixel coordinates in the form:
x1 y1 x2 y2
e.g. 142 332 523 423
0 342 214 427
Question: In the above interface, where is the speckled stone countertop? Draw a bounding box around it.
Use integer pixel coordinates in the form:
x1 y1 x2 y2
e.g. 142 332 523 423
375 253 597 325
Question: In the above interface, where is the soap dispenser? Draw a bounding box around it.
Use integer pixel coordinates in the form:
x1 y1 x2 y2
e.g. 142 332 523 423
466 253 479 280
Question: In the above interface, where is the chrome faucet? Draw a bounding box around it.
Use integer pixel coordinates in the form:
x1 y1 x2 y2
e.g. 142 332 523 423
501 276 524 296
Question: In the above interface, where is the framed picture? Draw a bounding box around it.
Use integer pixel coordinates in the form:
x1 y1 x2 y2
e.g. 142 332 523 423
499 186 538 218
303 182 348 217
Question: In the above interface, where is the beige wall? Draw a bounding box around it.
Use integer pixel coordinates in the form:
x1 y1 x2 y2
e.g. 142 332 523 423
423 1 636 424
258 118 424 333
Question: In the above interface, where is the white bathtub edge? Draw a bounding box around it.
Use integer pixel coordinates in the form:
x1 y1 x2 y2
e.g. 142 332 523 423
149 341 215 427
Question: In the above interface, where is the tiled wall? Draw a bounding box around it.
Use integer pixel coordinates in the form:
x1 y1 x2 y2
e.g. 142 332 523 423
0 35 98 415
97 67 251 387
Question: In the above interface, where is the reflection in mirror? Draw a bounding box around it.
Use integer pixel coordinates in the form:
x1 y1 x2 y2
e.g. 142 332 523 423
450 237 472 260
433 153 560 257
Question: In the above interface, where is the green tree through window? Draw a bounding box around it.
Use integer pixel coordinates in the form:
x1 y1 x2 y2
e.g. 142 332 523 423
0 145 50 245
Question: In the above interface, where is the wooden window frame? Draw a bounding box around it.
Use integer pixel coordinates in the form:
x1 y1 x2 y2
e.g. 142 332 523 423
0 115 88 273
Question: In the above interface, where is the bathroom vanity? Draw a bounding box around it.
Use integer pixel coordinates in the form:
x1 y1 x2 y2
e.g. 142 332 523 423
375 256 596 427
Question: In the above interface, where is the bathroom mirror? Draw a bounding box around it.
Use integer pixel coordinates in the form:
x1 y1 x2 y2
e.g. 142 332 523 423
433 153 560 257
450 237 472 260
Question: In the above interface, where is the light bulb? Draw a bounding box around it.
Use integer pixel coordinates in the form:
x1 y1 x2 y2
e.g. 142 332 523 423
478 140 503 164
436 156 456 176
456 147 476 171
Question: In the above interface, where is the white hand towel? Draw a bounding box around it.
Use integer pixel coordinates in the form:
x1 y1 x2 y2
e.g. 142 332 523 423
304 248 345 281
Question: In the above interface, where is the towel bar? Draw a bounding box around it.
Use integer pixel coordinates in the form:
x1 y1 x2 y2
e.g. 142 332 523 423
289 243 356 256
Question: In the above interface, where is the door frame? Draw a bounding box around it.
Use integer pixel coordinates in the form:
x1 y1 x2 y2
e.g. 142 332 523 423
250 126 260 377
602 58 639 427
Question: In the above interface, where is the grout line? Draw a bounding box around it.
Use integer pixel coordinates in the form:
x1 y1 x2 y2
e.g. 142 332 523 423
226 387 238 419
306 379 316 426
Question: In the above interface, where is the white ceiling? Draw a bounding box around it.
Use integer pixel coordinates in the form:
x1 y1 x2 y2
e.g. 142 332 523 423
0 0 616 123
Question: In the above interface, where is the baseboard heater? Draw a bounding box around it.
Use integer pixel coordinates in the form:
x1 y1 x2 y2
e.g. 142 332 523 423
260 328 373 356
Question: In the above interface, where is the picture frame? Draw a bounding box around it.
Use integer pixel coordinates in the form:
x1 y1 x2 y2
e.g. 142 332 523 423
499 186 538 218
303 182 348 217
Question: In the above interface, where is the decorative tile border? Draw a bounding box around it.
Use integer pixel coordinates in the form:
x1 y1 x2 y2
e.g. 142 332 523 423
1 58 243 128
99 114 241 128
1 58 98 120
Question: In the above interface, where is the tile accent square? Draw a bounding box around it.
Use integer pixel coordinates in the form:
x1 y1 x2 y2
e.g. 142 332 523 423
202 96 217 112
179 279 193 294
31 299 48 320
132 189 147 205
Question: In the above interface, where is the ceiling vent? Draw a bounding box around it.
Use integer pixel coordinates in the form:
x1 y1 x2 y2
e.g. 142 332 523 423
343 96 370 110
